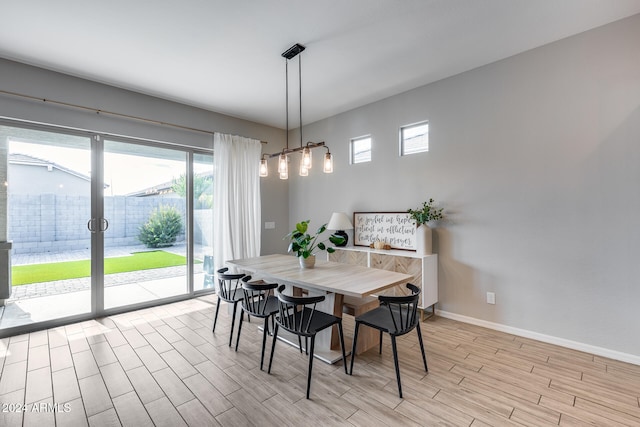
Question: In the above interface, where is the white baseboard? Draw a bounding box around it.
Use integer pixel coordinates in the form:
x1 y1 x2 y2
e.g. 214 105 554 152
436 310 640 366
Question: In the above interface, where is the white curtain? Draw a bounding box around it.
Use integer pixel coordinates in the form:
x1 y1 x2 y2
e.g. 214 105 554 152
213 133 262 272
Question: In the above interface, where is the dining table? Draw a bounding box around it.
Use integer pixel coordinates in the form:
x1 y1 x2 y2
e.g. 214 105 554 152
226 253 412 364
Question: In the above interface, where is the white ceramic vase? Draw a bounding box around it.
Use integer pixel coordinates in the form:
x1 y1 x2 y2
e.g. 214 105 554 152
416 224 432 255
299 255 316 269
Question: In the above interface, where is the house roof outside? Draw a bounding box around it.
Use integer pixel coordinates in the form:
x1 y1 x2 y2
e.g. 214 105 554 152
10 152 91 182
126 171 212 198
9 153 109 189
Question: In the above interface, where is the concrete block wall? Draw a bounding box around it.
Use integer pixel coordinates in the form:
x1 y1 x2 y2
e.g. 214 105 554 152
8 194 189 254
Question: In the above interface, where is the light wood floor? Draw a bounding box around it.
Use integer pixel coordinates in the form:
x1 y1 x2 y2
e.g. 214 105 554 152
1 295 639 426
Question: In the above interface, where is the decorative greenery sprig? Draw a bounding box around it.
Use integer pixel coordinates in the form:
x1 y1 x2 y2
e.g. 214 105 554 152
285 220 345 259
407 199 444 226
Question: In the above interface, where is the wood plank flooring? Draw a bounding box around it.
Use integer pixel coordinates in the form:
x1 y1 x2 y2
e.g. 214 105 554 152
0 295 639 426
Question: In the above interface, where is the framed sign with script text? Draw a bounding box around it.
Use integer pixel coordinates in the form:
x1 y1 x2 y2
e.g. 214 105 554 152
353 212 417 250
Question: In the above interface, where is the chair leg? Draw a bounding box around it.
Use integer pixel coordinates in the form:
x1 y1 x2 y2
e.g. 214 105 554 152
416 322 428 372
228 302 238 347
267 324 279 374
260 317 269 370
298 336 303 353
390 335 403 399
306 335 315 399
379 330 383 354
337 321 347 375
212 296 221 332
234 311 244 351
349 322 360 375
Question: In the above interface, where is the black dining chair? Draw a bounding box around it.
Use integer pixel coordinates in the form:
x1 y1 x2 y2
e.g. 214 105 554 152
268 285 348 399
235 280 279 370
212 267 246 347
349 283 428 398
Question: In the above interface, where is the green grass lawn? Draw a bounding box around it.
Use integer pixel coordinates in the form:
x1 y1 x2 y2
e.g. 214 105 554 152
12 250 197 286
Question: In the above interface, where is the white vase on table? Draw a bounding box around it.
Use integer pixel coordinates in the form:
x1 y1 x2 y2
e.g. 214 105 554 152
416 224 432 255
299 255 316 269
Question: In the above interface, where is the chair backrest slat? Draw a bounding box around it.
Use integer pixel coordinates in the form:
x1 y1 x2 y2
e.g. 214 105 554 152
304 303 317 333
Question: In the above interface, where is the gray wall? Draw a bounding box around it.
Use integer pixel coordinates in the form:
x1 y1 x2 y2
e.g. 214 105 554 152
288 14 640 360
0 58 289 256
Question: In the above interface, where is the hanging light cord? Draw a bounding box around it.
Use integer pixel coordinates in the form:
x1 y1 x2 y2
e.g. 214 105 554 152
285 57 289 152
299 52 303 148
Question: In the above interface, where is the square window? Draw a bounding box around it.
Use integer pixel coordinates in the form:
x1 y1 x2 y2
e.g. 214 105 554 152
400 121 429 155
351 136 372 164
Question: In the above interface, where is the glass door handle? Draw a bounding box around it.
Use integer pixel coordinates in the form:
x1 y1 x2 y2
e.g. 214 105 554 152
88 218 109 233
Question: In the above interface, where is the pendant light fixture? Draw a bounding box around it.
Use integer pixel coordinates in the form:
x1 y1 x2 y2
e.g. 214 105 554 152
259 43 334 179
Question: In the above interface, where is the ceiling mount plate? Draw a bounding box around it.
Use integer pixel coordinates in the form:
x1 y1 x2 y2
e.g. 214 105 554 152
282 43 306 59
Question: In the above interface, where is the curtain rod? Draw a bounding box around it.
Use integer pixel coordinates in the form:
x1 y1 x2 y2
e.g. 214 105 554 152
0 89 268 144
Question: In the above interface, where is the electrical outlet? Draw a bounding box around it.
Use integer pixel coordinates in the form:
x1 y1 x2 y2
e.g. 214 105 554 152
264 221 276 230
486 292 496 305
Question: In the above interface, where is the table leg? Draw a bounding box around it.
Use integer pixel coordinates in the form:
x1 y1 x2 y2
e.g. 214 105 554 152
283 287 345 364
347 299 381 355
330 293 344 349
304 288 338 353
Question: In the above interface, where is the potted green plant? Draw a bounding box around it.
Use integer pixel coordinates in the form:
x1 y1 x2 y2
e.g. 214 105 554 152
285 220 345 268
407 199 444 255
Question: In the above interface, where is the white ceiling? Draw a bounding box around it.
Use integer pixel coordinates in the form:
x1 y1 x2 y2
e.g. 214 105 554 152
2 1 640 129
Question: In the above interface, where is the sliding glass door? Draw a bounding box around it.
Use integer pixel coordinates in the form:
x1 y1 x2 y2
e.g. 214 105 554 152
102 139 189 310
1 121 214 333
193 153 214 292
2 125 93 328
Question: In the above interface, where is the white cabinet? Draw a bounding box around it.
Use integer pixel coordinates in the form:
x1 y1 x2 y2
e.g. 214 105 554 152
328 247 438 315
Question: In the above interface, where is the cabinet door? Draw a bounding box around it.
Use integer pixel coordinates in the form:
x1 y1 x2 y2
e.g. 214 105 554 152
395 256 423 296
329 249 367 266
370 253 422 299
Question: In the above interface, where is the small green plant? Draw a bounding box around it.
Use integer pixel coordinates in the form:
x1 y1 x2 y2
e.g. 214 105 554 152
407 198 444 226
138 205 184 248
285 220 345 259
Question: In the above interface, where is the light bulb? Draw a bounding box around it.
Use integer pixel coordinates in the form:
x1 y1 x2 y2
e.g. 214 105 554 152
278 153 288 174
323 152 333 173
259 159 268 177
302 147 312 169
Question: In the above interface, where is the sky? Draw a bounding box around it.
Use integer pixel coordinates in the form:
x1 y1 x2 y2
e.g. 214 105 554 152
9 140 190 196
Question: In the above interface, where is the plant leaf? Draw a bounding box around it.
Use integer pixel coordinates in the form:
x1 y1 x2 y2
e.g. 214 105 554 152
296 221 309 234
